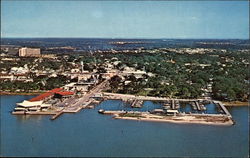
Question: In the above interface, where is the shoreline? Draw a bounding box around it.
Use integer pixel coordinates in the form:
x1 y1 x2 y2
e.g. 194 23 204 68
1 91 248 106
0 91 45 96
222 101 249 106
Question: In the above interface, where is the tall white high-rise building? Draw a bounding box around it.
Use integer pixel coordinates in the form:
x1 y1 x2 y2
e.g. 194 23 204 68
19 47 40 57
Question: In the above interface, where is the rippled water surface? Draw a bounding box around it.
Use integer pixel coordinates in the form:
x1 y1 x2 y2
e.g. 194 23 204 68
1 95 249 157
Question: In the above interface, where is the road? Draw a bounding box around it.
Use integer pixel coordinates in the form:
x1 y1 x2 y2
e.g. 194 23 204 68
62 78 110 112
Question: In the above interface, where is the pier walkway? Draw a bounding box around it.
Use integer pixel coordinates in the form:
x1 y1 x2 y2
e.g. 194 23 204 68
194 101 201 111
171 100 175 109
213 101 232 118
131 99 137 108
51 111 64 120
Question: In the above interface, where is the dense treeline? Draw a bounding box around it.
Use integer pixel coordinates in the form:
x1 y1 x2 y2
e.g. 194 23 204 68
0 76 69 92
105 50 249 101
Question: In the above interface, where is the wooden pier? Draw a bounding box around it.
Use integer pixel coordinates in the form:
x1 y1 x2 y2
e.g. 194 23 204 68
130 99 143 108
171 100 175 109
50 111 64 120
194 101 201 111
214 101 232 118
131 99 137 108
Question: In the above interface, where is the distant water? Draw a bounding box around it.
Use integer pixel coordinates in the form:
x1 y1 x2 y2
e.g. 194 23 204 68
0 95 249 157
2 38 250 51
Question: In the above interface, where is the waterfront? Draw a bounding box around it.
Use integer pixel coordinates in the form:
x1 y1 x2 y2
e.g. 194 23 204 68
1 95 249 157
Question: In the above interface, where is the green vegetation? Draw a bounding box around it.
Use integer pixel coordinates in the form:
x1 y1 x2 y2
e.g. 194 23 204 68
0 76 69 91
0 49 249 102
106 50 249 101
0 81 40 92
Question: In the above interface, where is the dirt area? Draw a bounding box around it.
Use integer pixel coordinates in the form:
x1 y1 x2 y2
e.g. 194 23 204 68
116 112 233 125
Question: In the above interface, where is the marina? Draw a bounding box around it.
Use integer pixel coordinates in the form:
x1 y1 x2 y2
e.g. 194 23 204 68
11 83 234 125
97 101 233 125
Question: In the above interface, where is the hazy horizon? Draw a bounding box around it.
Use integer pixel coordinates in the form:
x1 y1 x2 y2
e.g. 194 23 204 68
1 37 249 40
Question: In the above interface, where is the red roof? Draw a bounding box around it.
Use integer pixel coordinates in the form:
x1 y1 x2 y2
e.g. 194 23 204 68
48 88 63 93
55 91 74 96
29 92 53 102
29 88 63 102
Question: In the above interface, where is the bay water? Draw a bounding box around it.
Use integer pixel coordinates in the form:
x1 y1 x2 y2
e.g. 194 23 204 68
0 95 249 157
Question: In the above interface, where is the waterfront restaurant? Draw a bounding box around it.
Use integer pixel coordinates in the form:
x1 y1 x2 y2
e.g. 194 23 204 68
15 100 51 112
14 88 64 113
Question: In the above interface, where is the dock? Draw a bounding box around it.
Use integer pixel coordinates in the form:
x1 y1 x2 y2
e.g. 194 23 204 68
131 99 137 108
214 101 232 118
50 111 64 120
12 111 57 115
171 100 175 109
131 99 143 108
194 101 201 111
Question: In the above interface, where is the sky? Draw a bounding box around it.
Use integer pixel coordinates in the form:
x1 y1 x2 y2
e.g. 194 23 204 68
1 1 249 39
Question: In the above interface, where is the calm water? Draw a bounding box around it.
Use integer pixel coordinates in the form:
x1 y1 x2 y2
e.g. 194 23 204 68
1 95 249 157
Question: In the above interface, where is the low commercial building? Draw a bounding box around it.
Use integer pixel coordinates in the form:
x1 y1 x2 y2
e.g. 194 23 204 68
78 73 93 81
29 88 63 102
15 100 51 112
14 88 74 112
64 82 92 93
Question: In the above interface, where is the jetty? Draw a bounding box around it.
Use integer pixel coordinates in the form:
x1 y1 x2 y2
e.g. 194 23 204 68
98 109 234 125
